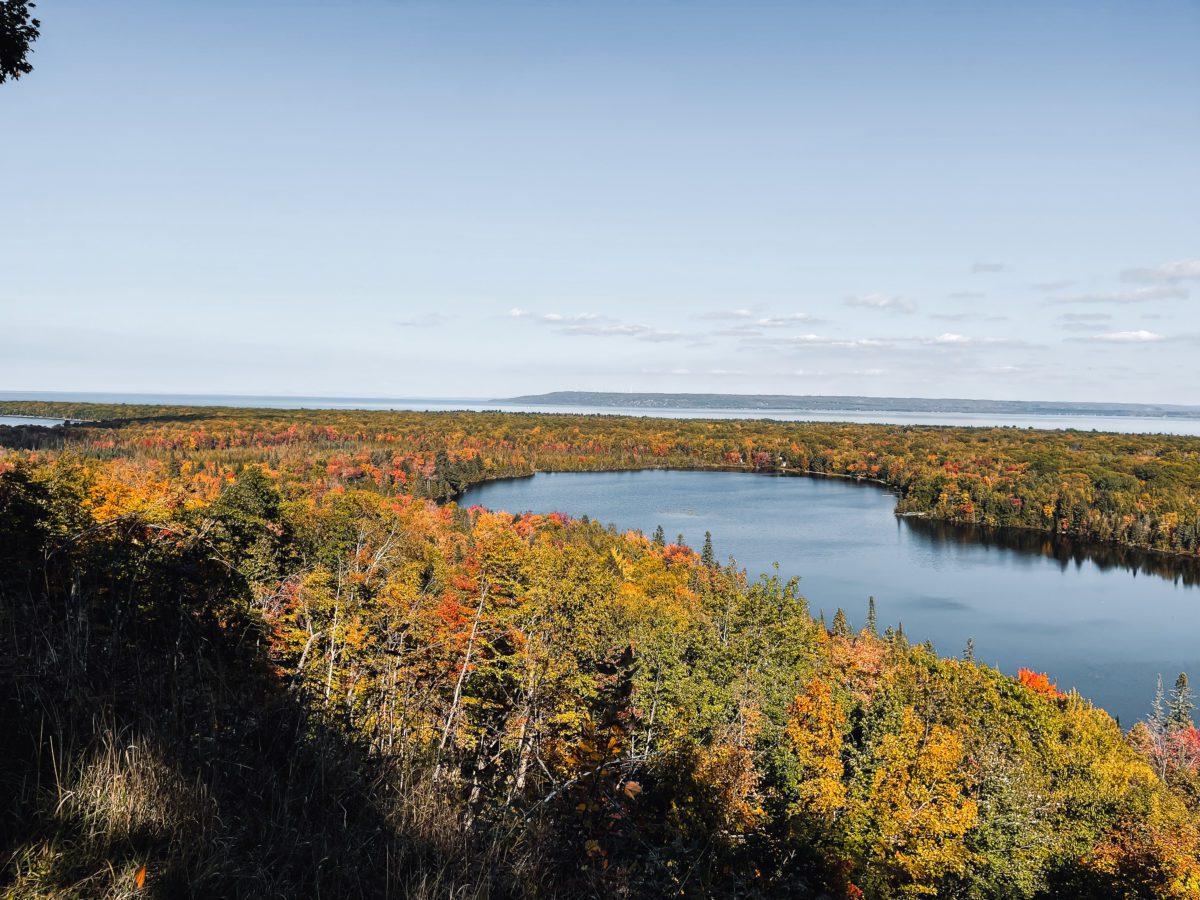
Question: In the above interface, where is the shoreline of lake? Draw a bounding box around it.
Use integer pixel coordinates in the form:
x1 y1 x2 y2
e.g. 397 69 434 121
459 469 1200 723
449 463 1200 568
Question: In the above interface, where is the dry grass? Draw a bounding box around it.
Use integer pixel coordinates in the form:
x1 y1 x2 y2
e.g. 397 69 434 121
3 723 219 898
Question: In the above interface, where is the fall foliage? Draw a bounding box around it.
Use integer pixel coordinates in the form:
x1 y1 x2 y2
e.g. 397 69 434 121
2 404 1200 897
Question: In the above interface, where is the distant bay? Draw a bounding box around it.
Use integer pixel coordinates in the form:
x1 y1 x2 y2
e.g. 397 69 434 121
3 392 1200 436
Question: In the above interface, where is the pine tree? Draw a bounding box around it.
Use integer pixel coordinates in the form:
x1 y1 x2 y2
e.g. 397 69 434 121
865 596 877 636
676 533 686 547
818 609 826 632
963 637 975 663
831 608 850 638
652 525 666 546
1169 672 1195 731
1152 674 1168 730
701 531 716 567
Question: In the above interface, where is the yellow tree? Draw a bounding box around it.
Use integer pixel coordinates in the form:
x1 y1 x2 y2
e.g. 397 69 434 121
851 707 978 897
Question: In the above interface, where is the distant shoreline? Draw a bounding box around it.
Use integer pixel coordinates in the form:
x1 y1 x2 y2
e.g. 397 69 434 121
502 391 1200 420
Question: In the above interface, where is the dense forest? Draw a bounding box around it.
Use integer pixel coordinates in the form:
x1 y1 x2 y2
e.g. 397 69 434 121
2 403 1200 897
3 400 1200 556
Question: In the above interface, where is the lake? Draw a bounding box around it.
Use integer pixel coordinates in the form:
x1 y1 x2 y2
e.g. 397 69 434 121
460 469 1200 725
3 392 1200 435
0 415 67 427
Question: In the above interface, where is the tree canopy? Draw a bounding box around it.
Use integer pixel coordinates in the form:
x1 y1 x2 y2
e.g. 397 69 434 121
0 0 38 83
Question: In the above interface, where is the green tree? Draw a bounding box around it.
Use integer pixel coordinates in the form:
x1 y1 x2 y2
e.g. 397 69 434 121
865 595 877 636
701 530 716 567
1169 672 1195 731
0 0 39 83
831 608 851 639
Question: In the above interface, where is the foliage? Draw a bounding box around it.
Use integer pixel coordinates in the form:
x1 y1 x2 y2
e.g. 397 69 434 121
0 0 38 83
4 400 1200 561
2 407 1200 897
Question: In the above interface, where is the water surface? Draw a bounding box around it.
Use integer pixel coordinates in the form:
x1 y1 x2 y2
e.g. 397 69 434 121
3 393 1199 435
0 415 66 427
461 470 1200 725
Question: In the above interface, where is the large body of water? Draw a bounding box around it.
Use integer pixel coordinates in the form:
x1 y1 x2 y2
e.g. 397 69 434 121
461 470 1200 725
0 415 67 427
3 392 1200 435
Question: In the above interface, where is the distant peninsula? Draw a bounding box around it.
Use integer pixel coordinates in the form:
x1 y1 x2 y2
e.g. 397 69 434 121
501 391 1200 419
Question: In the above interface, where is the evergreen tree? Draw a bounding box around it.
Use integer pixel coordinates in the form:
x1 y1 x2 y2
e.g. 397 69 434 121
831 608 850 638
1152 674 1166 726
676 533 686 547
865 596 878 636
1169 672 1195 731
963 637 975 663
701 531 716 567
652 525 666 546
817 609 826 632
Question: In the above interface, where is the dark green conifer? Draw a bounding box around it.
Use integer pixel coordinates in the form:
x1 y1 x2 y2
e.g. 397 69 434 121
1169 672 1195 731
701 531 716 567
831 608 850 638
865 596 877 636
652 525 666 546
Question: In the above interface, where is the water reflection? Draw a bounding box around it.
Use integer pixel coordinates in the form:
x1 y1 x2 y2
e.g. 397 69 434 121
902 516 1200 586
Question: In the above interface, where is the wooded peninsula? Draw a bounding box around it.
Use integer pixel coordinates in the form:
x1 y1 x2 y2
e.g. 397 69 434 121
3 401 1200 897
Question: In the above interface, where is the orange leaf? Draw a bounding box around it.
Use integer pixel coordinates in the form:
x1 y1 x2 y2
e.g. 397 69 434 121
134 865 147 889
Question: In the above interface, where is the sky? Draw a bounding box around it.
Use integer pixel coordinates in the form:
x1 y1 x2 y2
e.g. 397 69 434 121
2 1 1198 403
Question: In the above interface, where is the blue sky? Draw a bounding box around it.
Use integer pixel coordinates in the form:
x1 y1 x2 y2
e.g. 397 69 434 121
2 1 1197 402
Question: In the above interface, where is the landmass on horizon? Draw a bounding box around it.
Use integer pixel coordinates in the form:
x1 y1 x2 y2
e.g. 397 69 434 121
504 391 1200 419
5 389 1200 421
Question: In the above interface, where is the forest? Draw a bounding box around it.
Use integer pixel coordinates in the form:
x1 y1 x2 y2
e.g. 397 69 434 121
3 400 1200 556
3 403 1200 897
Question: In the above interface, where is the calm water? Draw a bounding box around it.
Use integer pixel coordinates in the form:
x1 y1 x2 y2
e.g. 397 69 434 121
461 470 1200 725
0 415 66 427
3 392 1200 435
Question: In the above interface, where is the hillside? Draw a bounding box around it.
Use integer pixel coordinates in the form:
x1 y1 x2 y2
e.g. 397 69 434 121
2 405 1200 897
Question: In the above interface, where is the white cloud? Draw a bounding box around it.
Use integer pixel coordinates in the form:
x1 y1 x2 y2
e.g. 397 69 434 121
754 313 826 327
559 323 649 337
395 313 449 328
508 307 531 317
1121 260 1200 284
1089 330 1165 343
759 334 892 349
699 308 759 320
1054 286 1187 305
921 333 1019 347
1056 312 1111 332
971 262 1009 274
844 294 916 314
541 312 600 323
